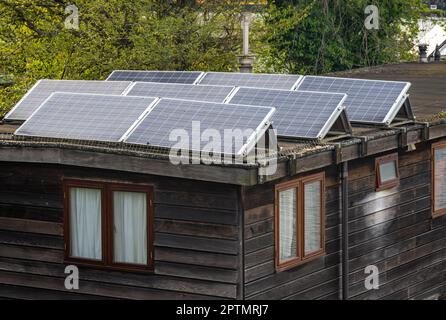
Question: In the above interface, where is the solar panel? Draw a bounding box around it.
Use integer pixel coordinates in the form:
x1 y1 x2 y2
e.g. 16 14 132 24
4 80 132 121
296 76 411 124
227 88 347 139
198 72 302 90
126 82 235 103
124 99 275 156
107 70 203 84
15 93 157 142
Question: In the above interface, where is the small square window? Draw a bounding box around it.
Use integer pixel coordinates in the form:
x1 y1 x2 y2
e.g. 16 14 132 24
432 141 446 217
375 153 400 191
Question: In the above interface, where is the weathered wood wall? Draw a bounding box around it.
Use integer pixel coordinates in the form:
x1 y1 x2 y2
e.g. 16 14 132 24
243 142 446 300
243 166 342 300
0 163 242 300
347 142 446 300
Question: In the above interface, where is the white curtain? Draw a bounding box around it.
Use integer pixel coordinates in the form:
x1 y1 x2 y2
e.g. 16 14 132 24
435 148 446 210
113 191 147 265
279 189 297 263
304 181 321 254
69 188 102 260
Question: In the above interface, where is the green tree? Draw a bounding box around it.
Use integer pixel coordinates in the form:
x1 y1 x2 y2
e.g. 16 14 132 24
0 0 244 117
257 0 427 74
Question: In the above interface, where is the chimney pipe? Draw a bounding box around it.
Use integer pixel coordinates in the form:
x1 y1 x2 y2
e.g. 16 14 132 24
418 44 429 63
238 13 255 73
434 45 441 62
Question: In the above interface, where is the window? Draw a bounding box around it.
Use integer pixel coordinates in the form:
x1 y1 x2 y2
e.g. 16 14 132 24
433 141 446 217
375 153 400 191
63 179 153 271
275 173 325 271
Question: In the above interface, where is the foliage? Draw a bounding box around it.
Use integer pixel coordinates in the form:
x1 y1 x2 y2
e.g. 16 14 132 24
257 0 428 74
0 0 244 117
0 0 437 117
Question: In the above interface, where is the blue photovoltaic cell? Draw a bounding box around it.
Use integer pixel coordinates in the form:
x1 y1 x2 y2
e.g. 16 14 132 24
107 70 203 84
198 72 301 90
15 93 156 142
296 76 410 123
126 82 234 103
4 80 132 121
228 88 346 139
125 98 275 155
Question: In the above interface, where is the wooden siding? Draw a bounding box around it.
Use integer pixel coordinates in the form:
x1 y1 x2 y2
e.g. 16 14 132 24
0 163 242 300
243 167 341 300
347 143 446 300
243 142 446 300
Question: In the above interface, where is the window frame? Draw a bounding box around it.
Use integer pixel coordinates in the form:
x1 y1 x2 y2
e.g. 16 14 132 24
432 141 446 218
375 153 400 192
108 183 154 271
63 179 107 267
275 172 325 272
63 179 154 273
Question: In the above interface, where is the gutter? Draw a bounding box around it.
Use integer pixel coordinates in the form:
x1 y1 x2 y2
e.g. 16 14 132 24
341 161 349 300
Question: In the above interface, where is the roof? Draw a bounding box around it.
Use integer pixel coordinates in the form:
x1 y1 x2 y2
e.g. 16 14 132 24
328 61 446 120
0 63 445 186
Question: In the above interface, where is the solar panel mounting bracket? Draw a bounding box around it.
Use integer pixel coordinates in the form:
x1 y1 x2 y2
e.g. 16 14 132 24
316 95 352 140
382 82 412 126
236 107 276 157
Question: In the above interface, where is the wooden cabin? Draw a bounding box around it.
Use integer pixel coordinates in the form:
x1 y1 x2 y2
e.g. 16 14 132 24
0 63 445 300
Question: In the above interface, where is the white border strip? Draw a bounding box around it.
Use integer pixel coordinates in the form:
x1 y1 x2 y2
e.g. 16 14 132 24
223 86 241 104
290 75 304 91
301 75 411 85
121 82 137 96
106 70 204 83
14 91 58 136
316 94 349 140
193 72 206 85
4 79 43 121
237 106 276 156
119 98 161 142
382 82 412 125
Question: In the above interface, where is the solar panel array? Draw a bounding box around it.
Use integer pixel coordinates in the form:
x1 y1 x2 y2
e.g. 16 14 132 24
125 99 275 155
107 70 203 84
197 72 302 90
227 88 347 139
296 76 411 124
4 80 132 121
15 93 156 142
10 70 415 157
126 82 235 103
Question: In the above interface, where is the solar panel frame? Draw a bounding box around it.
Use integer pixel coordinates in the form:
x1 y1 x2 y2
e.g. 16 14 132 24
14 92 158 143
226 87 349 140
106 70 205 84
124 98 276 156
295 76 412 125
125 82 236 104
4 79 133 122
197 72 303 90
